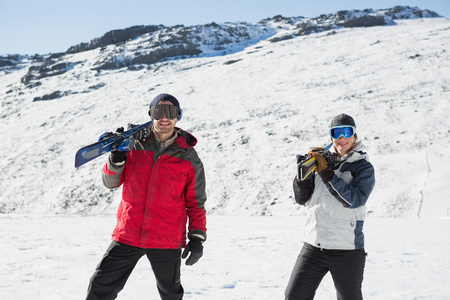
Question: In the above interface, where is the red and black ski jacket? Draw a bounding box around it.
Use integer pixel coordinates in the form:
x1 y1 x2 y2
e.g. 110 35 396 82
102 128 207 249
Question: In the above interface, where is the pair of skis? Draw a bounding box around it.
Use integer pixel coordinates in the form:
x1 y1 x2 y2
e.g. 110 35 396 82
74 121 152 168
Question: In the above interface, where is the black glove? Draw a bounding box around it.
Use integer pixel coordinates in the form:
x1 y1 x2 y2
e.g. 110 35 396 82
181 237 203 266
110 150 128 164
109 127 128 164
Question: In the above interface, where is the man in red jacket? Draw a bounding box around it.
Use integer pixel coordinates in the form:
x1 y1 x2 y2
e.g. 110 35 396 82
86 93 207 300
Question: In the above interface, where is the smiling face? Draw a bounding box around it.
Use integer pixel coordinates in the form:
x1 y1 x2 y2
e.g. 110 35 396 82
152 100 178 140
332 135 356 156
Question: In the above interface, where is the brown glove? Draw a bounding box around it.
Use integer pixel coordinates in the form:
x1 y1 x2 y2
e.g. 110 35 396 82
308 148 334 183
308 151 328 173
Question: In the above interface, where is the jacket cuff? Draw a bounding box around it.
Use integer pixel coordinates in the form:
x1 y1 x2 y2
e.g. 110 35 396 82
188 230 207 242
318 168 334 183
107 156 126 172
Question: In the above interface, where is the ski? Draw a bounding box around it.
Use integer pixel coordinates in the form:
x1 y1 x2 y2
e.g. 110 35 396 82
297 155 317 181
74 121 153 168
297 143 333 181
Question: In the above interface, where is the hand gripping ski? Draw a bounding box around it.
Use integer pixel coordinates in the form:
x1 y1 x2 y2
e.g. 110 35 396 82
74 121 152 168
297 143 333 181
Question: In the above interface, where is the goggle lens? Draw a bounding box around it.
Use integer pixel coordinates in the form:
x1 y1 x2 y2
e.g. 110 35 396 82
149 105 180 120
329 126 356 139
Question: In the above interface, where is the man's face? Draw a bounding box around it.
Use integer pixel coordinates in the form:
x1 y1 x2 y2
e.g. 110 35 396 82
152 101 178 135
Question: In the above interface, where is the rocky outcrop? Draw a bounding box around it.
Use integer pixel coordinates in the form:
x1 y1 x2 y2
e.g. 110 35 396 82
21 60 79 85
0 54 44 73
66 25 164 54
269 6 440 42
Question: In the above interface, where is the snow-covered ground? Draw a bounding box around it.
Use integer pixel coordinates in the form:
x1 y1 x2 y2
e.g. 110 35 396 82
1 215 449 299
1 15 450 300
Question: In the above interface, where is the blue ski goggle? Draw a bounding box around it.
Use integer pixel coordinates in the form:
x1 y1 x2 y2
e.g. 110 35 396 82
329 125 356 139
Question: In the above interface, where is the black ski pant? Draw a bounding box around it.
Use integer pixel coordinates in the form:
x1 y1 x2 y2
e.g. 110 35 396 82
285 243 366 300
86 241 183 300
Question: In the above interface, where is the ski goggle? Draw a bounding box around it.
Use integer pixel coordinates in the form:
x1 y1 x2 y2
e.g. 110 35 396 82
329 125 356 139
149 105 181 120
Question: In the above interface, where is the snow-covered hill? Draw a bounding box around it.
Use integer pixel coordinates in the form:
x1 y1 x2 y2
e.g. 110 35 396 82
0 7 449 217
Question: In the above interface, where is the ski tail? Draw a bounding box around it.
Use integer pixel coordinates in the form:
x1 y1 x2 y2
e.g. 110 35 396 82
297 143 333 181
298 156 317 181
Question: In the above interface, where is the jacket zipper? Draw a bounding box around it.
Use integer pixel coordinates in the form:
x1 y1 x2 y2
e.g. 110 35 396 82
139 143 184 246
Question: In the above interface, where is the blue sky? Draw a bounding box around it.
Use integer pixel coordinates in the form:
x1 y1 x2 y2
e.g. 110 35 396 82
0 0 449 55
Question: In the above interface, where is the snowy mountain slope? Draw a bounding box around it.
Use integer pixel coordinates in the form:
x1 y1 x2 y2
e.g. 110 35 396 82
2 6 440 76
0 13 449 217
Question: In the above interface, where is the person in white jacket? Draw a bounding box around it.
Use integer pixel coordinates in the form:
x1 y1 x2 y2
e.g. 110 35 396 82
285 113 375 300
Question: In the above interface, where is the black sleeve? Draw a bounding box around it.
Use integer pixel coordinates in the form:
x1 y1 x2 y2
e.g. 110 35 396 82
293 176 315 205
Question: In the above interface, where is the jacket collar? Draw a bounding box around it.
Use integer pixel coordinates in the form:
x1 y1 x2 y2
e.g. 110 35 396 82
330 141 369 163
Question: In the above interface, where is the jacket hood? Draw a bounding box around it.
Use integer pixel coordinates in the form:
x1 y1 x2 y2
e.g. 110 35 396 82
175 128 197 148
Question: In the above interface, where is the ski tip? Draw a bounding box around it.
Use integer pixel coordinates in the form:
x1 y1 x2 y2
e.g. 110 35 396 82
74 152 84 168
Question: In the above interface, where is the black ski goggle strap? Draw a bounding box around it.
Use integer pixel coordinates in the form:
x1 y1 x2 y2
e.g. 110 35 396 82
149 105 181 120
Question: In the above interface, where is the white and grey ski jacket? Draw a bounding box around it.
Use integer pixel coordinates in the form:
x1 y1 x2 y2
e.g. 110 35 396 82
293 142 375 250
